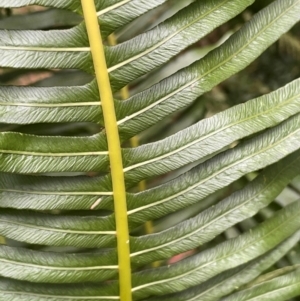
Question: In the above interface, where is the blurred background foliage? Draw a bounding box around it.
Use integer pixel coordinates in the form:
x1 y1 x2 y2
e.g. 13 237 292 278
0 0 300 291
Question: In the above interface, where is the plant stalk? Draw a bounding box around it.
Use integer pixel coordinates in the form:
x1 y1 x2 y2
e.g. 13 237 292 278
81 2 132 300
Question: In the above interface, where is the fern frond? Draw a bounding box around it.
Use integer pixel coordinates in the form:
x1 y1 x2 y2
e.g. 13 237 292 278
0 0 300 300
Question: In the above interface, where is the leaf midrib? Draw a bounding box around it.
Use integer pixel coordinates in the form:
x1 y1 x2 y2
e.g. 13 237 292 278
97 0 131 16
0 189 112 196
0 150 108 156
0 290 120 300
0 258 118 271
0 102 99 107
0 46 90 52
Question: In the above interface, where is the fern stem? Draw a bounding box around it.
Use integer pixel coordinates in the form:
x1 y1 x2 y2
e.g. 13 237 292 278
107 34 155 238
0 236 6 245
81 2 132 300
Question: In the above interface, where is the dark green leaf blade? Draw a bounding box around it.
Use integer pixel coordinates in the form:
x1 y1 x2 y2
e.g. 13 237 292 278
221 269 300 301
0 245 118 283
0 82 103 125
0 132 108 173
0 173 113 211
107 0 254 90
0 8 82 30
147 231 300 301
116 0 300 138
122 78 300 181
0 0 82 12
125 114 300 224
131 200 300 300
0 277 118 301
0 24 94 71
0 210 116 248
129 150 300 265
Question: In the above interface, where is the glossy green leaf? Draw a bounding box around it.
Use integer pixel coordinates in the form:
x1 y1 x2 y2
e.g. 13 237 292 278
0 132 109 173
107 0 254 91
0 8 82 30
0 0 251 125
0 0 83 12
0 209 116 248
222 269 300 301
0 279 118 301
129 150 300 265
149 231 300 301
131 200 300 299
0 23 93 71
0 2 177 71
125 114 300 223
2 77 300 174
1 0 298 130
0 81 102 125
122 78 300 181
88 0 171 39
116 0 300 136
0 245 118 283
0 173 112 210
